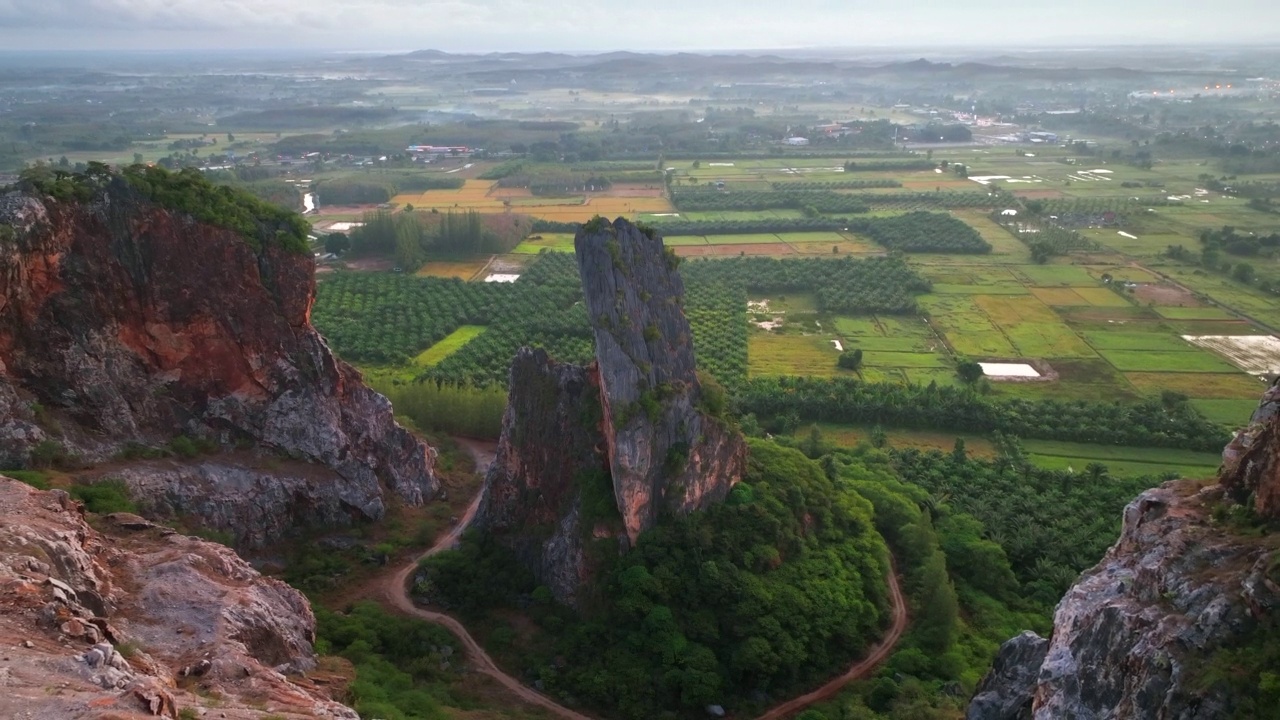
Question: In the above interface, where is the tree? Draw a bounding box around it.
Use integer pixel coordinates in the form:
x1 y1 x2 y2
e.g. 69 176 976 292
915 552 959 653
226 133 235 143
956 361 984 383
1233 262 1256 283
325 232 351 255
837 348 864 370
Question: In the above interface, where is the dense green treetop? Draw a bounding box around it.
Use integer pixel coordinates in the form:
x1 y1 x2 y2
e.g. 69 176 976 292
15 163 310 254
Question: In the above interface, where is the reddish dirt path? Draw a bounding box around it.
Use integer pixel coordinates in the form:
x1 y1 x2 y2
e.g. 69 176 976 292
752 562 908 720
378 441 907 720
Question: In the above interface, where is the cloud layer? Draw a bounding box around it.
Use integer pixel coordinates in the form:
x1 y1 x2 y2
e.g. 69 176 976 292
0 0 1270 51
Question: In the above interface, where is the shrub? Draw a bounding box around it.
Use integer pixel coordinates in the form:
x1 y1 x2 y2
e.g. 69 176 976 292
70 480 137 514
2 469 51 490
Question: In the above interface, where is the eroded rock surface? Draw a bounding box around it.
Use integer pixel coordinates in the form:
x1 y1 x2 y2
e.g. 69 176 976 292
0 182 437 542
575 217 745 542
469 219 746 605
1222 379 1280 518
473 348 614 607
0 475 357 719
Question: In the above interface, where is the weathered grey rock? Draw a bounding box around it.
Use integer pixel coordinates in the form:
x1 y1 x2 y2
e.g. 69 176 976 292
971 384 1280 719
1221 379 1280 518
0 476 357 719
966 631 1048 720
472 220 748 607
575 218 745 542
472 348 609 608
103 460 383 548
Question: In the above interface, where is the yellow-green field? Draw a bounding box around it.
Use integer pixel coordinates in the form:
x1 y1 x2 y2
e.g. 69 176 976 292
414 326 487 367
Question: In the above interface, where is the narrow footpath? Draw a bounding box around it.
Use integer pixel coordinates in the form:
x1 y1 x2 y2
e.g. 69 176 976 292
375 440 908 720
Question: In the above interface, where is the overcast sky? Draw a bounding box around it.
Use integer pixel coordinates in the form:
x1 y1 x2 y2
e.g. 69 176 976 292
0 0 1271 52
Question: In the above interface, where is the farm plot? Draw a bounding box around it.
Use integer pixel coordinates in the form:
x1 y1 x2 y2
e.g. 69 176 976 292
1030 287 1091 306
415 260 490 280
1154 306 1236 321
800 423 997 458
1124 372 1269 399
511 233 578 253
1190 398 1266 426
676 243 796 257
1023 443 1219 478
748 333 850 378
1182 335 1280 375
414 326 487 367
1079 331 1196 352
974 295 1097 358
1012 264 1098 286
1073 287 1133 307
1099 349 1241 373
920 295 1017 357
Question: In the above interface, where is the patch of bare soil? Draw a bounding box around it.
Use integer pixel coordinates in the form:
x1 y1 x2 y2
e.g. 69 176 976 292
341 257 395 272
1134 282 1203 306
600 183 665 197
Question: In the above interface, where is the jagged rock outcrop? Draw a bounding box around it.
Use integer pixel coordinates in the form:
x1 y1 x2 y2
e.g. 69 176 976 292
470 219 745 605
472 348 614 607
575 217 745 542
0 182 437 543
967 632 1048 720
1221 379 1280 518
0 475 357 719
968 384 1280 720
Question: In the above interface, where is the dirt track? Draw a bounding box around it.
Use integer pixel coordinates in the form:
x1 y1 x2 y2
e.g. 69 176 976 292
377 441 908 720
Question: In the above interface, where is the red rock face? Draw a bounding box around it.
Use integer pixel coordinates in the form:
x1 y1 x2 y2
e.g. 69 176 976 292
0 186 437 538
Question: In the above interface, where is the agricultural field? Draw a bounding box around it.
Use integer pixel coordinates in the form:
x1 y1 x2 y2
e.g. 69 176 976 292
797 423 998 458
1020 439 1221 479
414 326 487 367
391 179 674 221
312 148 1275 478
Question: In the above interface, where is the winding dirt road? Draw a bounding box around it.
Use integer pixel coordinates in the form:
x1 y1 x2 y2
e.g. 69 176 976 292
377 440 907 720
753 563 907 720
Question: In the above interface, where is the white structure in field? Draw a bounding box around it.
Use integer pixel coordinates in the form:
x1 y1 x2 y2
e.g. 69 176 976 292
979 362 1041 378
785 137 810 146
484 274 520 283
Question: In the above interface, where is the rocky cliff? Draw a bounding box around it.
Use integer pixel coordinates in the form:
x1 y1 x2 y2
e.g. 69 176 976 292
574 217 745 543
968 380 1280 720
0 177 437 544
470 218 745 605
0 475 356 719
472 348 615 607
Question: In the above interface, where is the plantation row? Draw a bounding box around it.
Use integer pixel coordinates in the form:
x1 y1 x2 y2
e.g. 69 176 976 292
683 255 930 314
315 175 464 205
1033 196 1170 216
738 376 1230 452
313 252 927 385
770 179 901 191
668 189 995 214
533 217 855 236
854 191 998 210
669 189 871 214
1001 222 1101 261
848 211 991 253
